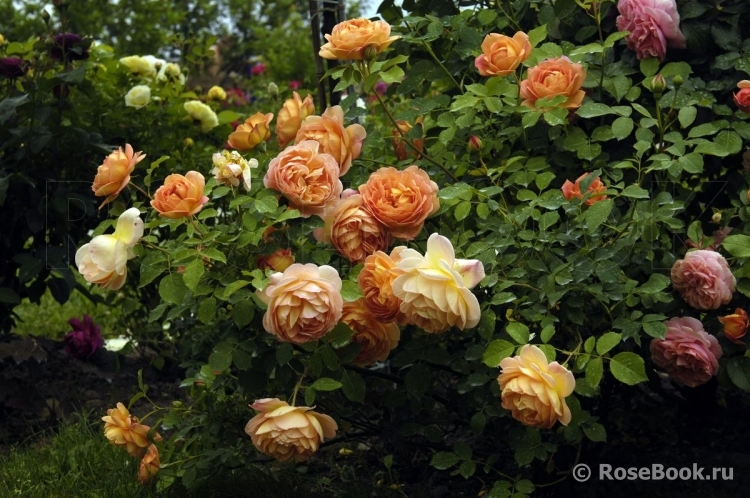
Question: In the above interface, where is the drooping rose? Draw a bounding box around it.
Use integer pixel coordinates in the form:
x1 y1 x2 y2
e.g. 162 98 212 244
358 165 439 240
733 80 750 113
391 119 423 161
616 0 686 62
245 398 337 462
138 445 160 484
102 402 162 458
264 140 342 218
120 55 157 77
341 298 400 366
719 308 748 344
295 106 366 176
358 247 407 323
211 150 257 191
671 249 736 310
151 171 209 219
520 57 587 110
498 345 575 429
319 18 400 61
184 100 219 132
257 248 295 273
207 85 227 101
475 31 532 77
0 57 25 78
124 85 151 109
258 263 343 344
650 317 722 387
92 143 146 208
561 173 607 206
276 92 315 148
392 233 485 333
64 314 104 360
313 193 391 264
76 208 144 290
51 33 89 60
228 112 273 150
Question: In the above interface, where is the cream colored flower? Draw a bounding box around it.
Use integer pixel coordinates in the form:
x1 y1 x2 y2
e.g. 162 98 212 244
156 62 185 85
207 85 227 100
124 85 151 109
119 55 157 77
498 345 575 429
392 233 484 333
102 402 162 458
245 398 338 462
211 150 257 190
184 100 219 132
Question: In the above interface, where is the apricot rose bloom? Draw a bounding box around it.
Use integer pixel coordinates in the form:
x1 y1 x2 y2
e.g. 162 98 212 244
671 249 736 310
719 308 748 344
277 91 315 148
257 248 295 273
520 57 586 110
391 119 423 162
76 208 144 291
258 263 343 344
358 247 407 323
733 80 750 114
475 31 532 77
341 298 400 366
295 106 366 176
650 317 722 387
264 140 342 218
319 18 400 61
138 445 160 484
245 398 338 462
212 150 257 191
359 165 439 240
498 345 575 429
392 233 485 333
102 402 162 458
151 171 209 219
561 173 607 206
92 143 146 208
183 100 219 132
228 112 273 150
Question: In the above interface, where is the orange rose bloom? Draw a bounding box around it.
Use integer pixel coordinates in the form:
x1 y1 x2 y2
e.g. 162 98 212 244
295 106 366 176
314 193 391 264
257 248 295 272
392 119 423 161
264 140 342 218
138 444 160 484
475 32 532 77
734 80 750 113
520 57 586 110
358 165 440 240
151 171 209 219
319 18 400 61
102 402 162 458
357 247 407 323
277 92 315 148
341 298 400 366
92 143 146 209
228 112 273 150
245 398 338 462
719 308 748 344
561 173 607 206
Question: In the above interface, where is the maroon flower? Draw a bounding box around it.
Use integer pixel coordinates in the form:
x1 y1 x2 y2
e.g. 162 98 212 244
0 57 25 78
251 63 266 76
51 33 89 61
288 80 302 91
64 315 104 360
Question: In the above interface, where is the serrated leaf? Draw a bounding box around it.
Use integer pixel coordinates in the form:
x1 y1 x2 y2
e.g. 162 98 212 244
727 357 750 392
583 422 607 442
159 273 188 305
483 339 515 367
585 357 603 388
584 199 613 231
609 352 647 385
596 332 621 355
341 369 366 403
430 452 459 470
723 235 750 258
310 377 342 391
182 259 204 292
506 322 529 344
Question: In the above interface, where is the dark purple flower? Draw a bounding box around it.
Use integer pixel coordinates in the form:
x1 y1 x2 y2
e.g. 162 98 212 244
251 63 266 76
0 57 25 78
51 33 89 61
374 81 389 95
64 315 103 360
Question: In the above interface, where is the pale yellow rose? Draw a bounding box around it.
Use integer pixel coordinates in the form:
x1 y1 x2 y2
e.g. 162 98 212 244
76 208 144 291
207 85 227 100
124 85 151 109
319 18 400 61
392 233 484 333
184 100 219 132
157 62 185 85
498 345 575 429
245 398 338 462
119 55 156 77
102 402 162 458
276 92 315 148
91 143 146 208
341 298 400 366
295 106 366 176
211 150 257 190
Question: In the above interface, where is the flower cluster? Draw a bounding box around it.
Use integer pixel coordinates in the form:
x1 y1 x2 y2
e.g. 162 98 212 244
102 403 162 484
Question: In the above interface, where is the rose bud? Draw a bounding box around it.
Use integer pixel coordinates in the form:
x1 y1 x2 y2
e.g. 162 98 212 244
468 135 483 151
719 308 748 344
651 74 666 94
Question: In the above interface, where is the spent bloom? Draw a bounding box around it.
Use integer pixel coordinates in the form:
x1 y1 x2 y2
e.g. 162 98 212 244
151 171 209 219
319 18 400 61
520 57 586 110
102 402 162 458
228 112 273 151
64 314 104 360
475 31 532 77
212 150 257 191
498 345 575 429
138 445 160 484
124 84 151 109
561 173 607 206
184 100 219 132
92 143 146 208
245 398 337 462
671 249 736 310
616 0 686 62
650 317 722 387
296 106 366 176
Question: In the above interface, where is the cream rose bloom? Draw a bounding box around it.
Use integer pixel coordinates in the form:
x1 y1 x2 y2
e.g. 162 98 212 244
76 208 144 291
498 345 575 429
258 263 344 344
245 398 338 462
119 55 157 77
124 84 151 109
392 233 485 333
212 150 257 191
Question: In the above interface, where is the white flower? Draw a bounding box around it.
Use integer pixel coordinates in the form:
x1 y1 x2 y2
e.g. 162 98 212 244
211 150 258 190
124 85 151 108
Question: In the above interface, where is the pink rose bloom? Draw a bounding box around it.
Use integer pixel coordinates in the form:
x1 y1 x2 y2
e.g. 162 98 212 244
650 317 722 387
671 249 735 310
251 63 266 76
289 80 302 90
616 0 686 62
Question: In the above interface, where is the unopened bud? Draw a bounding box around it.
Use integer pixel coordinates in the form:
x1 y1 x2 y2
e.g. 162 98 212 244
183 138 194 148
267 81 279 97
363 44 378 60
468 135 483 151
651 74 666 94
41 10 51 24
673 75 683 88
712 211 722 224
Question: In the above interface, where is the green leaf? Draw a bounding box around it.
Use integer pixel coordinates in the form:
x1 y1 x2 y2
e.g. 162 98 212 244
405 363 431 397
341 369 366 403
483 339 515 367
583 422 607 442
639 58 659 77
642 321 666 338
620 185 649 198
611 116 634 140
310 378 343 391
381 66 405 84
208 343 234 372
233 299 255 328
159 274 188 305
595 332 622 355
454 201 472 221
723 235 750 258
254 196 278 214
584 199 613 231
506 322 530 344
341 280 363 301
585 357 604 388
678 106 697 128
217 110 242 124
0 287 21 304
528 24 547 47
727 357 750 392
182 259 204 292
430 452 459 470
198 248 226 264
609 352 647 385
584 336 595 353
458 461 476 479
198 297 216 323
216 280 250 300
576 103 612 118
326 322 355 348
